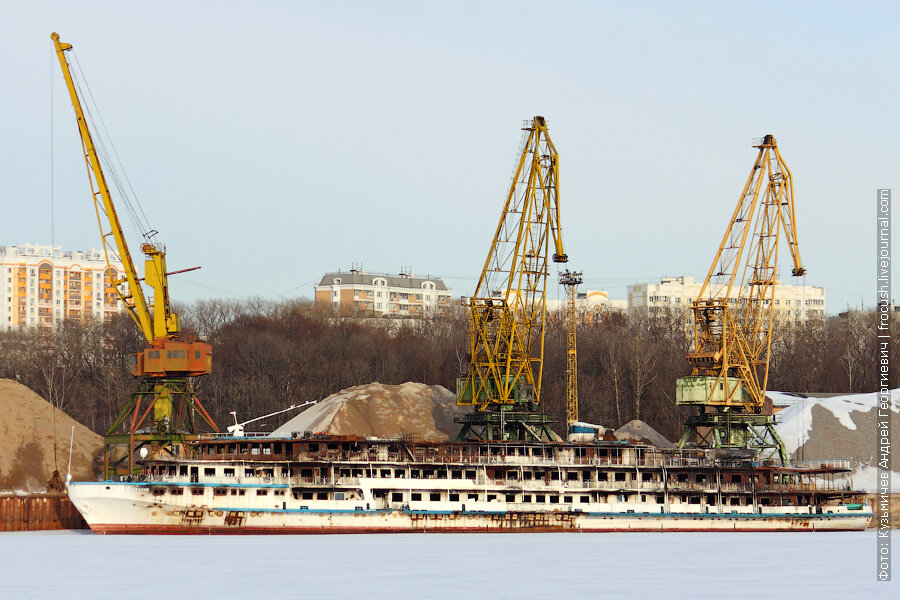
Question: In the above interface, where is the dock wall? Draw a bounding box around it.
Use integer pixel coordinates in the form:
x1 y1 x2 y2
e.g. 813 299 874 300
0 493 88 531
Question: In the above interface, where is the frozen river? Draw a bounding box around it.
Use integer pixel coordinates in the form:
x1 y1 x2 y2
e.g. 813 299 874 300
0 530 894 598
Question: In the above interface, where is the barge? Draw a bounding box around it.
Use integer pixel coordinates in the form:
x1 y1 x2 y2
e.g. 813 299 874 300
67 434 872 534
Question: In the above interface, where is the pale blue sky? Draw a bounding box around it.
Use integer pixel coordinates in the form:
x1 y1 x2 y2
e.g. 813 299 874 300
1 1 897 312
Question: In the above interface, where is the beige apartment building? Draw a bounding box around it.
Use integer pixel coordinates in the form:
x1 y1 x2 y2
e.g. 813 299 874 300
315 268 453 318
0 243 125 330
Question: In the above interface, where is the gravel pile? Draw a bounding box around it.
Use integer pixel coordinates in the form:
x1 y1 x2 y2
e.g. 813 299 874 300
793 404 899 470
614 419 676 448
272 382 469 442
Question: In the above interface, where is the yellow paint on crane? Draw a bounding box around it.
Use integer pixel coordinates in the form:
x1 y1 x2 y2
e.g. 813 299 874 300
680 134 804 413
457 116 567 412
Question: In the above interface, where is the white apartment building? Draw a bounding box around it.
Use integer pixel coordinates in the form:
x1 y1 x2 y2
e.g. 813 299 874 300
0 243 126 331
627 275 826 322
315 268 453 317
547 289 627 314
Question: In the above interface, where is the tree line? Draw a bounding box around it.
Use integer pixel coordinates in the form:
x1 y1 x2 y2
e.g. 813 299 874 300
0 300 895 442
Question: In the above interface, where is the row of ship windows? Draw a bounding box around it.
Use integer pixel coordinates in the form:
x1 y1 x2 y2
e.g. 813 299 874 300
334 468 743 484
174 466 745 485
198 442 626 460
149 487 754 506
152 488 289 497
392 493 747 505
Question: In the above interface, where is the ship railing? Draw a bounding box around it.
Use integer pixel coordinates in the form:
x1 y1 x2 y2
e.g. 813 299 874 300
665 482 712 491
290 477 328 485
716 460 752 469
790 459 851 471
137 475 182 483
765 482 820 492
198 431 274 439
664 457 713 468
718 482 754 493
333 477 361 486
516 480 595 491
561 481 596 489
129 474 200 484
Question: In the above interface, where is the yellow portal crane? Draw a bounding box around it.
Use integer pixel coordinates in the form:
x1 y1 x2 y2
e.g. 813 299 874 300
676 134 804 463
559 269 582 430
52 33 216 475
456 116 567 441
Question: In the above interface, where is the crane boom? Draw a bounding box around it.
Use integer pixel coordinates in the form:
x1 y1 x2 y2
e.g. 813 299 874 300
52 32 209 377
51 33 154 340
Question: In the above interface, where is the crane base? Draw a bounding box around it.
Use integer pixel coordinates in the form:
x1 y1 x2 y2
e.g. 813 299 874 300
455 408 561 442
677 412 787 465
103 377 218 478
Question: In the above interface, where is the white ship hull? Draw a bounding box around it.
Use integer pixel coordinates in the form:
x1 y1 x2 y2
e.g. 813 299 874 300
68 481 872 534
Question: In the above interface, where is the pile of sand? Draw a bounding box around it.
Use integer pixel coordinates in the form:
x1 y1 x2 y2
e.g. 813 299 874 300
0 379 102 491
772 389 900 492
614 419 676 448
272 382 469 442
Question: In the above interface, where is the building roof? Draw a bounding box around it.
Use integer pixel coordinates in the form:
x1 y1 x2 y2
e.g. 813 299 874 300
0 243 119 265
317 271 449 291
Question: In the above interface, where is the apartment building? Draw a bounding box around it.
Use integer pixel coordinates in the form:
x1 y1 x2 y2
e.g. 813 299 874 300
627 275 826 322
0 243 126 330
315 268 453 318
546 289 627 314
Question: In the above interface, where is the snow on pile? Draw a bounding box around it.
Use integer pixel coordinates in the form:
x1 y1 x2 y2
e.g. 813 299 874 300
770 389 898 454
771 388 900 492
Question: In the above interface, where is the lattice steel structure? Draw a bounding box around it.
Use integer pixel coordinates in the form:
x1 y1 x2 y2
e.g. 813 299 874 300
676 135 805 464
560 270 583 430
456 116 567 441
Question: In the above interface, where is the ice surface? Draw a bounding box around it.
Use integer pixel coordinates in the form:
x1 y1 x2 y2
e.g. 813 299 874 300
0 531 894 598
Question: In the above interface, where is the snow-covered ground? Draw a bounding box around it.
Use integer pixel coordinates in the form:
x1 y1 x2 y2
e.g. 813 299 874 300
0 531 894 598
771 389 900 492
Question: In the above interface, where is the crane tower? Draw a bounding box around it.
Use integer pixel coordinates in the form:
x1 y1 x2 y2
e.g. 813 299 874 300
559 269 583 430
676 135 804 464
456 116 567 441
